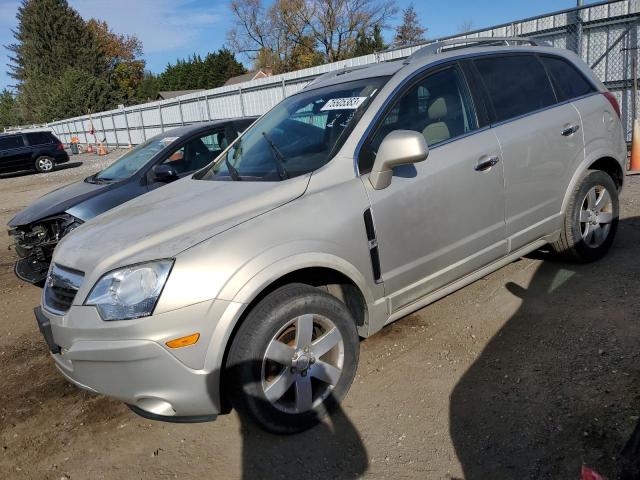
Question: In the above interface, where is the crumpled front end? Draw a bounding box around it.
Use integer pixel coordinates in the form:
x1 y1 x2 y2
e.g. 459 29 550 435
9 214 83 285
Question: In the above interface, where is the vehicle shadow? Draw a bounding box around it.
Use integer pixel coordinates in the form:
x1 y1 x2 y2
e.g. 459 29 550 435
450 216 640 479
221 361 368 480
0 161 83 179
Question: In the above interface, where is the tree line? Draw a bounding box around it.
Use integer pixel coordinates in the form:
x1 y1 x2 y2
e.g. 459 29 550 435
227 0 428 74
1 0 430 129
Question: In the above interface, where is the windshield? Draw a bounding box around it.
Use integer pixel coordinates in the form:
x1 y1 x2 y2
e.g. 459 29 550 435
94 136 177 181
199 77 388 182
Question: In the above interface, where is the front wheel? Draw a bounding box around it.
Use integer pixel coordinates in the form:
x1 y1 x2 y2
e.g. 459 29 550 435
225 283 359 434
34 156 55 173
551 169 619 262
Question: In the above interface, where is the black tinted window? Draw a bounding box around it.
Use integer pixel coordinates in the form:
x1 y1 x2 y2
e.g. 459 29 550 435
541 56 596 101
26 131 55 145
0 135 25 149
474 55 556 123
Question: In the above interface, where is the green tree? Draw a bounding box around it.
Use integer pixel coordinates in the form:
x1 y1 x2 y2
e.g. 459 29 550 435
394 4 427 47
0 89 22 129
7 0 110 122
153 49 246 93
352 24 387 57
40 68 111 121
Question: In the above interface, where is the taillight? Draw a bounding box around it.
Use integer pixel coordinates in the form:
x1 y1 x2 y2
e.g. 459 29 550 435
56 143 64 151
603 91 621 119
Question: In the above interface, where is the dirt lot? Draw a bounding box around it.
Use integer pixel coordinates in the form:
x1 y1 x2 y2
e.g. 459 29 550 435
1 152 639 479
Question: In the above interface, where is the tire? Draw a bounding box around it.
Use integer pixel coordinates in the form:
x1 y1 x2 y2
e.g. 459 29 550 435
34 156 55 173
225 283 359 434
551 169 619 262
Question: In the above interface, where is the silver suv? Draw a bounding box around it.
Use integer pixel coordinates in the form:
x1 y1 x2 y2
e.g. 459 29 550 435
36 38 626 433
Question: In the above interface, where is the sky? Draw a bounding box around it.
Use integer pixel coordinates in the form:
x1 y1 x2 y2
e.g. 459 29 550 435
0 0 599 91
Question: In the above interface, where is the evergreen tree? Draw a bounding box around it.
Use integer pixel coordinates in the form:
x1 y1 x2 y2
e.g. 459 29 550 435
154 49 246 93
0 89 22 129
352 24 387 57
394 4 427 47
7 0 111 122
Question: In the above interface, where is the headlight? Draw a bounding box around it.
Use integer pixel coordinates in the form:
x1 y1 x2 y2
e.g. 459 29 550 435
85 260 173 321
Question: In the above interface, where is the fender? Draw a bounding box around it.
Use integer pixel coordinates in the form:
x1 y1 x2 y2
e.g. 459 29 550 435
202 241 381 377
560 142 624 216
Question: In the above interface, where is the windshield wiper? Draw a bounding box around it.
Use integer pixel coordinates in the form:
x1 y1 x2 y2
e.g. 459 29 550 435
225 155 241 181
262 131 288 180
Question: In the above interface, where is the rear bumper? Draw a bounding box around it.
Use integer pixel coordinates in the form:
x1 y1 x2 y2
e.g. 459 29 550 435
54 151 70 163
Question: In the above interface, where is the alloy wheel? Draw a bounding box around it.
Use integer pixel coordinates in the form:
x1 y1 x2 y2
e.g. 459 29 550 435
261 314 344 414
580 185 614 248
38 158 54 172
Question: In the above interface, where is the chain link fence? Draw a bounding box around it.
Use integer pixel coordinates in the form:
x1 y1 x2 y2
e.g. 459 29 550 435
47 0 640 147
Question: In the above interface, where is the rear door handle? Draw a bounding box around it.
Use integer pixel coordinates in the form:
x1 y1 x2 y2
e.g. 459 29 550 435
561 124 580 136
475 156 500 172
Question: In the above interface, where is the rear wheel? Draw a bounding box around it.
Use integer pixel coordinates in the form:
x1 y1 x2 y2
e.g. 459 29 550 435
225 283 359 434
34 156 54 173
551 169 619 262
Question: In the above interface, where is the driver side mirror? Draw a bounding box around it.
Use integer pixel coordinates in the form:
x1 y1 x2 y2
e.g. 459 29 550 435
152 164 179 183
369 130 429 190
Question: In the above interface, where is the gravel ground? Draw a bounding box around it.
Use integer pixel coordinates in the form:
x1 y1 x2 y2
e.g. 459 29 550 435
0 154 639 479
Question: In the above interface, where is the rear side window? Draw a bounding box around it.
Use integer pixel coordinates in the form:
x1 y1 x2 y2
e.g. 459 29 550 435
541 55 597 101
474 55 557 123
26 131 55 145
0 135 25 149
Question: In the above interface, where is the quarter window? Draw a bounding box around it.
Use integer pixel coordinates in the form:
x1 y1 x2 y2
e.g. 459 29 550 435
474 54 556 123
541 55 596 101
360 66 477 173
26 132 55 145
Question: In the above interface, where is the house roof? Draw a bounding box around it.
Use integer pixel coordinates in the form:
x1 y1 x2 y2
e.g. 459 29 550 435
156 89 206 100
223 69 272 87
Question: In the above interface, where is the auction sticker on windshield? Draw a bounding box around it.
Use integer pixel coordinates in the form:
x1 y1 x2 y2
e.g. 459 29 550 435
321 97 367 111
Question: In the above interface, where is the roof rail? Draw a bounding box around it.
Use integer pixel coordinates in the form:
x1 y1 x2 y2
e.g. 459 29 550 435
305 64 371 89
404 36 549 64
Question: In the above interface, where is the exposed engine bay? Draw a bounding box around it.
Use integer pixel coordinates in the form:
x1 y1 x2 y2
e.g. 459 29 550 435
8 214 82 285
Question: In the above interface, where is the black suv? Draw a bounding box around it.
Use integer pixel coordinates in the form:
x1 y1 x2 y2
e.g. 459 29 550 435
0 130 69 174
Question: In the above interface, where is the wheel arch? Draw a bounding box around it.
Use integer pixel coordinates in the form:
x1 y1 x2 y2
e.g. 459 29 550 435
204 254 374 413
561 148 625 215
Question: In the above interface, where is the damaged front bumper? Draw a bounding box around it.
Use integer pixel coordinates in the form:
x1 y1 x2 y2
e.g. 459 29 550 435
9 214 82 285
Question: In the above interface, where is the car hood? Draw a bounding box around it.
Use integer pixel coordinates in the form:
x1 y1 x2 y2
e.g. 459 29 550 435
53 174 311 277
8 178 107 227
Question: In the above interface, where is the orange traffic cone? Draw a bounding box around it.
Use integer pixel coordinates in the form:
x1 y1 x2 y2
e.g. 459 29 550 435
97 143 107 156
86 144 94 154
629 118 640 175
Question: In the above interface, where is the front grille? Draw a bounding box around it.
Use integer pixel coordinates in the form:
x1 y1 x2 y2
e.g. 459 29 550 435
43 264 84 315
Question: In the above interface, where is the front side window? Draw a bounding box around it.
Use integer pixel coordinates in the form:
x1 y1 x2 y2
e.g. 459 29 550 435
161 129 229 174
541 55 597 101
359 66 477 173
198 77 388 182
0 135 25 149
474 54 556 123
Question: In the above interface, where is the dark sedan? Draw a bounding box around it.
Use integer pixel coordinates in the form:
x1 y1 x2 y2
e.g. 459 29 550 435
8 117 256 284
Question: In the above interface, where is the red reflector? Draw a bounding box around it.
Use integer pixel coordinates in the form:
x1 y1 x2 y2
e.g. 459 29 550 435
603 91 621 119
57 143 64 150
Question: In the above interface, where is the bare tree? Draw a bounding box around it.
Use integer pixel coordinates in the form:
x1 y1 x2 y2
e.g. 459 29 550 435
394 4 426 47
227 0 397 72
458 19 475 33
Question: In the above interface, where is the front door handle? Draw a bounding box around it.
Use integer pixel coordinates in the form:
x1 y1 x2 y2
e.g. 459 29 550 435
475 156 500 172
561 124 580 136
